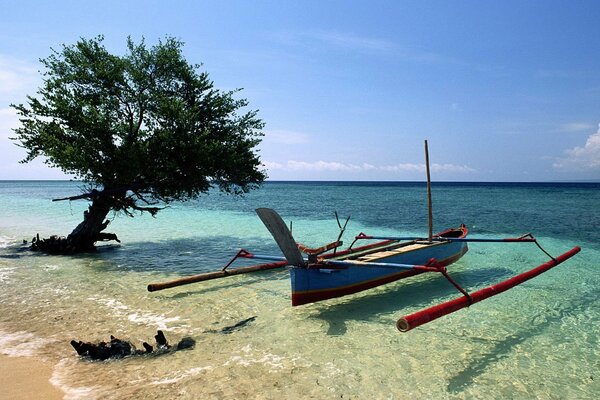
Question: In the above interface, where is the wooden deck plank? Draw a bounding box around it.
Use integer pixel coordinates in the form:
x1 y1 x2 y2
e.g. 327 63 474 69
355 242 440 262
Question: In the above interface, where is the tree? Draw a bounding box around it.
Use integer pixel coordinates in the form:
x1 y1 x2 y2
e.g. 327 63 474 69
11 36 266 253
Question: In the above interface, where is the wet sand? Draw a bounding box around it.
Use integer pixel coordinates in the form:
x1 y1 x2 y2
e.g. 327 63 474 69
0 354 64 400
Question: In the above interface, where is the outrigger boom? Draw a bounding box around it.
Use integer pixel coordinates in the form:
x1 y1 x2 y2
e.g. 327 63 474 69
397 246 581 332
147 249 289 292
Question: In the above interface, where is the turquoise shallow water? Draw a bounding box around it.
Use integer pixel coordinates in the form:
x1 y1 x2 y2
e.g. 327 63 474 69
0 181 599 399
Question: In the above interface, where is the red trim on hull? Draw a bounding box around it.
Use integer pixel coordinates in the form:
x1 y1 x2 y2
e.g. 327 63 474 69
291 245 469 306
292 269 420 306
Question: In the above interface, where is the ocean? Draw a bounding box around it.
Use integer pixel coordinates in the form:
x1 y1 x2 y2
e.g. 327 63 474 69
0 180 599 399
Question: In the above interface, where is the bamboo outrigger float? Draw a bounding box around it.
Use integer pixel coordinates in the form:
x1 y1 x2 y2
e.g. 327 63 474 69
147 141 581 331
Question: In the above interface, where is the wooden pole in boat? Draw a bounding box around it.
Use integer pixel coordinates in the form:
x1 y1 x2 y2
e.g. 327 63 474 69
425 140 433 242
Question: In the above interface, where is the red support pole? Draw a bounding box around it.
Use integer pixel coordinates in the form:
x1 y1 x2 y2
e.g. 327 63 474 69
396 246 581 332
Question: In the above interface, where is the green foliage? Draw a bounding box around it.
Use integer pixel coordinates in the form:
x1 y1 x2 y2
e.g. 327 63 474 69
12 35 266 212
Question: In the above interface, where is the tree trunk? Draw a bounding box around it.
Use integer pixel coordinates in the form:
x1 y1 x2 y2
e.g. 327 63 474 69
31 193 121 253
66 195 114 251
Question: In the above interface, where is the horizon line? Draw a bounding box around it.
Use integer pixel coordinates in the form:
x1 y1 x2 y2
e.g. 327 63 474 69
0 179 599 184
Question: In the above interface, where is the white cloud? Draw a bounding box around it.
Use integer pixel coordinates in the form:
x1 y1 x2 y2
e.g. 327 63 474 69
0 107 26 177
431 163 475 173
303 31 394 53
554 124 600 170
286 161 375 172
272 30 462 67
0 55 40 103
380 163 423 172
263 160 473 174
381 163 475 173
264 130 309 145
0 107 19 138
261 161 284 170
287 30 458 63
557 122 596 133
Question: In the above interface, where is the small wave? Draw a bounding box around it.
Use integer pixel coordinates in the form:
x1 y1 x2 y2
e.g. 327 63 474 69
127 312 182 330
224 344 287 372
88 296 187 332
42 264 61 271
0 235 16 249
0 267 16 283
150 366 213 385
50 358 102 400
0 329 55 357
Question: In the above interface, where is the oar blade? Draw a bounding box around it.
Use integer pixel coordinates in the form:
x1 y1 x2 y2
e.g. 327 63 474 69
256 208 306 267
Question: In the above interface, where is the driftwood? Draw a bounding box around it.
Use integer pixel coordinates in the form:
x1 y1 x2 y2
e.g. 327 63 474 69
70 330 195 361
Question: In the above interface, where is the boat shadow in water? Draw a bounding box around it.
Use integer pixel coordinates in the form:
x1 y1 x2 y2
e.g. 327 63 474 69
446 289 599 394
307 266 515 336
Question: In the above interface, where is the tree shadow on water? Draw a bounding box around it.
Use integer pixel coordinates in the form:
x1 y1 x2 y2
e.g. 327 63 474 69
93 237 249 271
80 235 280 274
1 235 287 293
88 236 292 298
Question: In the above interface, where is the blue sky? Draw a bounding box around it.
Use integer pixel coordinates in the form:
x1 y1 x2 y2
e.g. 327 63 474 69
1 0 599 181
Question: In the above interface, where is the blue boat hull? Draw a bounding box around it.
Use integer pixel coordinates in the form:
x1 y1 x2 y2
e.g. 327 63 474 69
291 228 468 306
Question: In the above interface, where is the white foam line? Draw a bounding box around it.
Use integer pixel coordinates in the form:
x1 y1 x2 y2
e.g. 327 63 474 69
42 263 60 271
0 235 16 248
0 329 55 357
50 358 102 400
0 267 16 283
88 296 187 332
127 312 181 330
150 366 213 385
224 344 287 372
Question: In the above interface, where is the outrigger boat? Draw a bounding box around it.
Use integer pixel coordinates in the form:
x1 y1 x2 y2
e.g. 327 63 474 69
256 208 469 307
148 141 581 331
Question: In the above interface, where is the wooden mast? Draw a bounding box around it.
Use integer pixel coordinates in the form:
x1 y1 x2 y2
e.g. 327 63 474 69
425 140 433 242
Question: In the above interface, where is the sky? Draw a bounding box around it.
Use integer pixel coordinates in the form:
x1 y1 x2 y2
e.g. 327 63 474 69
1 0 599 182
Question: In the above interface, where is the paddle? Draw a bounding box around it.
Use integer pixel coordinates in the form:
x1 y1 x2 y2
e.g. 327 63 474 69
256 208 306 267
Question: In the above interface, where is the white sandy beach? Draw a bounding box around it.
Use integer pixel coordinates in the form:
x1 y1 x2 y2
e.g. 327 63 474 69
0 354 64 400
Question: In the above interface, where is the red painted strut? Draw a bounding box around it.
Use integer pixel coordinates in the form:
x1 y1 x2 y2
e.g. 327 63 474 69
396 246 581 332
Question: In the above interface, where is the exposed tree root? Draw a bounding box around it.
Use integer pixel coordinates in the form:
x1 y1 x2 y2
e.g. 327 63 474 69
30 232 120 254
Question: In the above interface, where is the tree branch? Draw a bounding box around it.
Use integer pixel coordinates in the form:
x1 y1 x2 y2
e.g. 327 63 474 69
52 189 101 202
